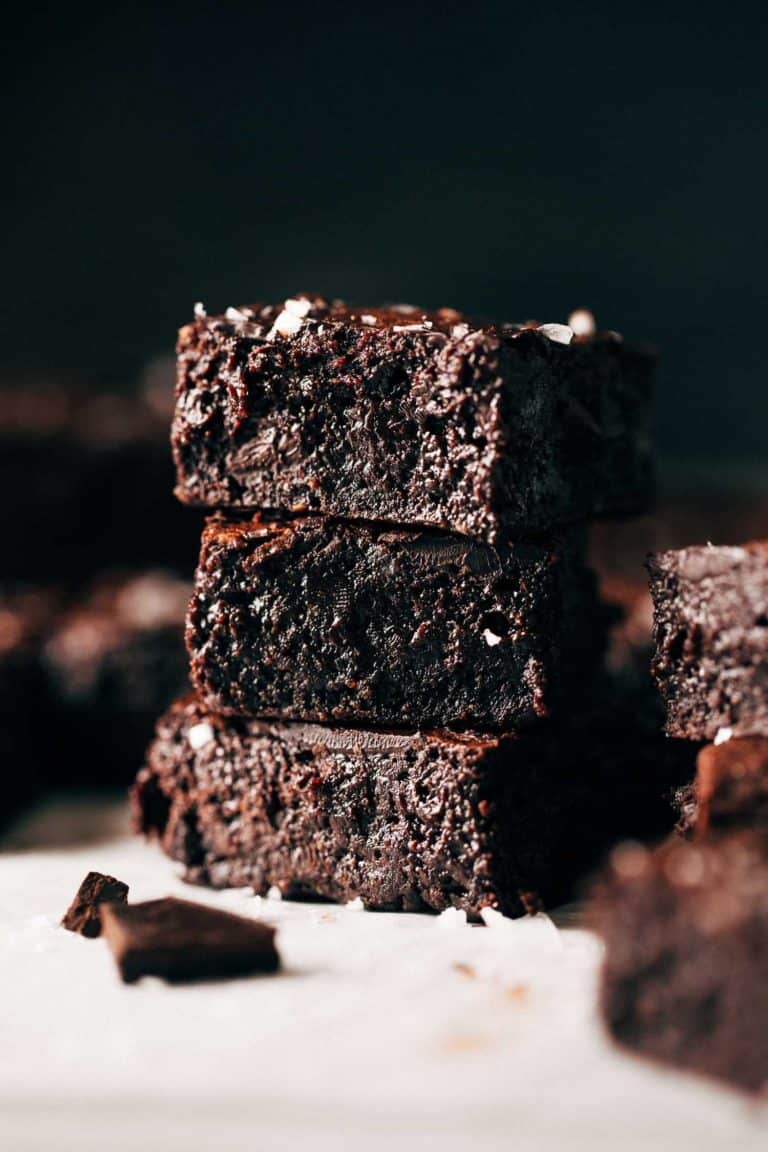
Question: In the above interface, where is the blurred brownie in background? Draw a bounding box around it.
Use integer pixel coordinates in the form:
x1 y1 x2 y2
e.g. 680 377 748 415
0 587 58 825
42 570 190 786
591 834 768 1093
0 369 196 581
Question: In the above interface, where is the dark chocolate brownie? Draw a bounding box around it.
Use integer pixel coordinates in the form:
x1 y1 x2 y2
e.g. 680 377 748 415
100 897 279 983
43 570 190 785
133 690 694 920
61 871 129 937
591 834 768 1093
648 542 768 740
0 376 197 580
187 515 603 730
173 297 654 540
676 738 768 838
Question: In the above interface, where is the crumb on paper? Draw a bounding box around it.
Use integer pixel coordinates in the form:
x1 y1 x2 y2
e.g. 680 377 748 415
439 1033 491 1055
437 907 468 929
452 962 476 980
504 982 530 1005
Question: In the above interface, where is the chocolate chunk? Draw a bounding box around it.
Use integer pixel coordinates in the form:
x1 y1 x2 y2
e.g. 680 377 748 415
61 871 129 938
100 897 279 983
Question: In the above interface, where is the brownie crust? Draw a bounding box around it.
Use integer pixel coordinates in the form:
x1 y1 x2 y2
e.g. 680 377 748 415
592 835 768 1092
648 542 768 740
187 515 603 730
172 297 654 540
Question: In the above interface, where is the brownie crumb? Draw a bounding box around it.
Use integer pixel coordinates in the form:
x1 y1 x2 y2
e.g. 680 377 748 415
61 871 129 938
100 897 279 984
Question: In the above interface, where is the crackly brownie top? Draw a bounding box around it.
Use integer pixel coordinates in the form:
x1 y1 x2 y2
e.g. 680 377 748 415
185 295 611 349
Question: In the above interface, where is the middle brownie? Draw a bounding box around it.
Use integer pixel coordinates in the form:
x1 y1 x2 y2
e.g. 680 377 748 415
187 515 603 730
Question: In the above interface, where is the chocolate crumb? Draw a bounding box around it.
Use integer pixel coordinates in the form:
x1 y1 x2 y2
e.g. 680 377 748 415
61 871 129 938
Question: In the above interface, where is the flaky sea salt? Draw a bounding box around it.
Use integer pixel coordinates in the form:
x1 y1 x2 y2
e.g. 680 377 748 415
483 628 502 647
567 309 595 338
188 723 214 751
537 323 574 345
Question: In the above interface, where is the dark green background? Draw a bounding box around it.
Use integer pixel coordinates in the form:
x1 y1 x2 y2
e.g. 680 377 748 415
3 1 767 458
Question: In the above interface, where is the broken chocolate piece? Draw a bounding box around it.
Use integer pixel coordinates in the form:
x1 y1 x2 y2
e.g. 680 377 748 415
100 896 279 983
61 871 129 938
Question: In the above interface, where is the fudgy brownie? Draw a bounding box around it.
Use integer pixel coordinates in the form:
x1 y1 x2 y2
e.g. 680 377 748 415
675 738 768 838
187 515 603 730
134 690 694 919
43 570 190 784
173 297 654 540
0 376 197 580
648 542 768 740
591 834 768 1093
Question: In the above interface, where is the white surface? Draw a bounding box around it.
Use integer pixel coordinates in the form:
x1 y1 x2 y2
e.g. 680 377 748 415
0 797 766 1152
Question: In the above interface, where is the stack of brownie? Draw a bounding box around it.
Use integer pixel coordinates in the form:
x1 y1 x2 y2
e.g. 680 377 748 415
592 542 768 1092
135 295 686 918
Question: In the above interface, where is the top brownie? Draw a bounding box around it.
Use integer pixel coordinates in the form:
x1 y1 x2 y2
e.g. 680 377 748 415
173 297 654 539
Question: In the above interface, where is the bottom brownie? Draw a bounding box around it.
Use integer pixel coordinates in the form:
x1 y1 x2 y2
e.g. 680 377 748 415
134 690 694 919
591 834 768 1093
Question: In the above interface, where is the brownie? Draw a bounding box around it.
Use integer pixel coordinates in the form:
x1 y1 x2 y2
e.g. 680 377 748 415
173 297 654 540
676 738 768 838
43 570 190 785
0 376 196 580
100 897 279 983
648 542 768 740
187 515 603 730
133 691 694 920
591 834 768 1093
0 586 58 826
61 871 129 937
